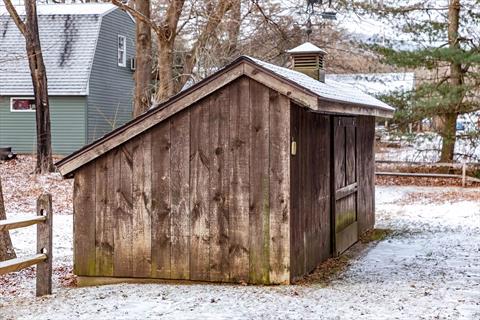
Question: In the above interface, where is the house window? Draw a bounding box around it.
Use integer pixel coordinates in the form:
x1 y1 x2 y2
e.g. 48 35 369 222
118 35 126 67
11 98 36 112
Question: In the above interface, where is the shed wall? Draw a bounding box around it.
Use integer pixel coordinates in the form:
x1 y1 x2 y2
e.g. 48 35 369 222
356 116 376 233
289 106 376 281
86 9 135 143
290 105 332 280
73 77 291 284
0 96 86 155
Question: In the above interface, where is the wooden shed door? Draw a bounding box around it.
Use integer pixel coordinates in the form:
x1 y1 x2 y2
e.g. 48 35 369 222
332 117 358 255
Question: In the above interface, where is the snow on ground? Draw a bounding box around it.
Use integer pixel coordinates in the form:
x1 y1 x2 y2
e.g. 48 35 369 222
376 132 480 163
1 157 479 319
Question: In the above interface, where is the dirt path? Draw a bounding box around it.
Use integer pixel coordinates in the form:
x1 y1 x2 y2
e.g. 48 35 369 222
0 186 479 320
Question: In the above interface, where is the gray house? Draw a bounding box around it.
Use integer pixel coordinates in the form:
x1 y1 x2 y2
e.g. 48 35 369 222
0 3 135 155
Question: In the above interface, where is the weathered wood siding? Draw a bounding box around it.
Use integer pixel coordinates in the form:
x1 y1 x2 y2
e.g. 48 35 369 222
356 116 376 234
290 105 331 280
73 77 291 284
289 108 376 281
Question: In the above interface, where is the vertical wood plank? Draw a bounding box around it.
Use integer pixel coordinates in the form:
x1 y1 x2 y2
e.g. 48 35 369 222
73 162 96 276
298 108 308 275
249 80 270 284
95 154 114 276
346 124 357 185
209 88 230 282
151 122 172 278
228 77 250 282
132 132 152 277
170 110 190 279
289 104 301 281
189 100 210 281
357 116 376 234
113 145 134 277
36 193 52 296
334 118 346 190
318 115 331 262
268 90 290 284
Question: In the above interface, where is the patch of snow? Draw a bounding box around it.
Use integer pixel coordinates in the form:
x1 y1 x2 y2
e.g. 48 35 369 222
248 56 395 112
326 73 415 96
377 132 480 163
1 185 479 319
287 42 326 54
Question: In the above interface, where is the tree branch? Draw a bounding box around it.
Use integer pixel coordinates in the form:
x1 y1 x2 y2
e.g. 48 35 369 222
2 0 26 36
110 0 162 36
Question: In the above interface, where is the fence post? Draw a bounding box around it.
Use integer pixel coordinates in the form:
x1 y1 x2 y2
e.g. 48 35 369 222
462 163 467 188
36 193 52 297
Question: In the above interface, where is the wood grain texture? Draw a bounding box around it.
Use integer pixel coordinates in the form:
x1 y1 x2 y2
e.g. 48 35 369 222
0 254 46 276
113 145 134 277
189 99 211 281
357 116 376 235
289 104 301 280
73 162 96 276
36 194 52 296
0 216 45 232
151 122 172 278
228 77 250 282
249 80 270 284
268 90 290 284
170 110 191 279
333 117 359 256
290 106 333 280
95 154 114 276
132 132 152 277
209 87 231 282
58 63 245 177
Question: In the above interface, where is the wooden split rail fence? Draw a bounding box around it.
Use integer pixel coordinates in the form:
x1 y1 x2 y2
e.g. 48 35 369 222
0 194 53 296
375 161 480 187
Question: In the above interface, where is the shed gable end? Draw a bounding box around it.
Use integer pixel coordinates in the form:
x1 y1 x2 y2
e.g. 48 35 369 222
73 78 291 284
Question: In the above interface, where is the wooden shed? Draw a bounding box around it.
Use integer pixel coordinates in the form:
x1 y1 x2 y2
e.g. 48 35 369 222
57 42 394 285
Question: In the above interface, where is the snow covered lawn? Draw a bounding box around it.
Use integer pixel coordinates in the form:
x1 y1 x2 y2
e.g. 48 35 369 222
0 158 479 319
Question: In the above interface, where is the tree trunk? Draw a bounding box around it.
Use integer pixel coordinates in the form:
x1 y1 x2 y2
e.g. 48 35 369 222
177 0 233 91
440 0 462 162
439 113 458 162
155 39 176 103
0 176 16 261
133 0 152 117
24 0 54 173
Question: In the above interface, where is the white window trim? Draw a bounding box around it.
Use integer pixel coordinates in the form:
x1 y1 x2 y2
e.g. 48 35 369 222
10 97 36 112
118 35 127 67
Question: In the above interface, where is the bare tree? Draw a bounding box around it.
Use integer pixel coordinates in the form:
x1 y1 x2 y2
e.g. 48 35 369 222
112 0 234 104
132 0 153 117
0 175 15 262
3 0 54 173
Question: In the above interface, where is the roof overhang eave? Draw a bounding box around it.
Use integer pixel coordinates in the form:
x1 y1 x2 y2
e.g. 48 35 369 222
316 97 395 118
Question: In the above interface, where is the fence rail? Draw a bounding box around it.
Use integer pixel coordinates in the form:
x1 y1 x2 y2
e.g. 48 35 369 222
0 194 52 296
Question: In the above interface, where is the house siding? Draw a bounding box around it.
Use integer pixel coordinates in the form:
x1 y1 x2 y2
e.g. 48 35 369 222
86 9 135 143
0 96 86 155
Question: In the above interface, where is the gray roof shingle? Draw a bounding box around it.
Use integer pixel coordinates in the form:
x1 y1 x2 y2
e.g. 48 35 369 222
0 4 118 96
247 56 395 112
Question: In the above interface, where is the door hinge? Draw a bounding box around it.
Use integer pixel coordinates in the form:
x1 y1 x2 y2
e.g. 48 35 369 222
291 140 297 156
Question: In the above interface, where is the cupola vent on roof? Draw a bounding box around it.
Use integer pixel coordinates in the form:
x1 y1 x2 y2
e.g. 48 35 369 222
287 42 326 83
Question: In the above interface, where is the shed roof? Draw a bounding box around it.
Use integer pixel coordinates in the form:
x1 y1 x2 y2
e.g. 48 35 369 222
0 4 122 96
56 56 394 177
248 57 394 112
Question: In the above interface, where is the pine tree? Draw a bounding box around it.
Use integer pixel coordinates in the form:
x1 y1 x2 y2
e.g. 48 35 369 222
357 0 480 162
